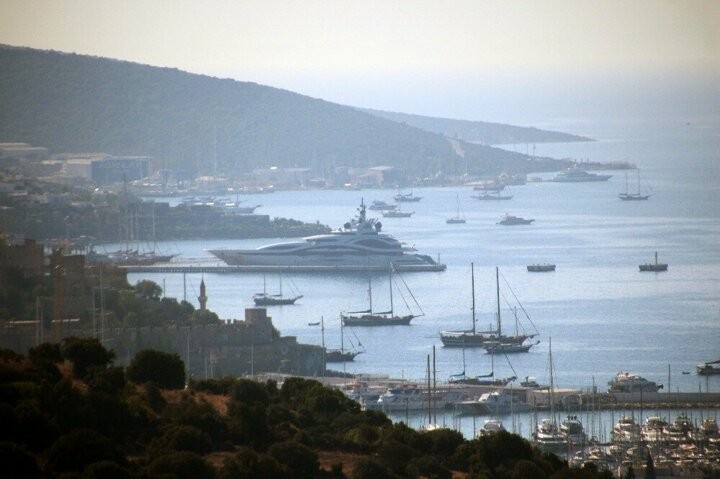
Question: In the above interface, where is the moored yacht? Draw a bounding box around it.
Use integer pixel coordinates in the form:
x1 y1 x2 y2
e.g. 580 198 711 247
607 371 663 393
454 390 530 415
550 167 612 182
208 200 445 272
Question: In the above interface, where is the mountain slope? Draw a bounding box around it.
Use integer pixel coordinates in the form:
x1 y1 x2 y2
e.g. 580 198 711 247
362 108 591 145
0 45 570 178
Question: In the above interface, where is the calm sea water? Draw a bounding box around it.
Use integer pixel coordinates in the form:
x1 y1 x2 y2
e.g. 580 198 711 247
128 115 720 408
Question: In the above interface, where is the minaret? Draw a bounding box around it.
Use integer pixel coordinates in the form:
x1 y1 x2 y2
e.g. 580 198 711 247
198 277 208 311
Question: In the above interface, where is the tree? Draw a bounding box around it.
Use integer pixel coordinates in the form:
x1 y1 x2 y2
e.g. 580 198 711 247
145 451 216 479
126 349 185 389
267 440 319 479
45 428 125 474
60 337 115 378
134 280 162 301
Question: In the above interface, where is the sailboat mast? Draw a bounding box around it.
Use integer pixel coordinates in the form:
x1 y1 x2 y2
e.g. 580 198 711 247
368 276 373 313
471 263 476 335
496 267 502 336
549 337 555 424
388 265 394 314
340 315 344 353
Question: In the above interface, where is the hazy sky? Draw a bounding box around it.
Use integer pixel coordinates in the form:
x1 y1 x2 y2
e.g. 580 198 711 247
1 0 718 124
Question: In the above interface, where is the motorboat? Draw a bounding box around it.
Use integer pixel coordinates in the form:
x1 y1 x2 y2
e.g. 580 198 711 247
382 209 414 218
560 415 586 444
497 214 534 225
696 359 720 375
394 190 422 202
527 263 556 272
550 167 612 182
368 200 396 211
455 390 529 415
208 200 445 272
641 416 669 442
607 371 663 393
534 419 568 452
473 191 513 200
639 251 668 272
367 385 464 412
612 415 642 442
477 419 505 437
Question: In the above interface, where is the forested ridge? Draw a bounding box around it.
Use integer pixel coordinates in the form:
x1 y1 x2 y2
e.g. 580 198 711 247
0 45 571 179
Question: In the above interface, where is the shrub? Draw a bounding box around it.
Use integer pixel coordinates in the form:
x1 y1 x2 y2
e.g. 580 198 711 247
0 441 39 479
145 451 215 479
46 428 125 474
60 337 115 378
126 349 185 389
267 440 319 479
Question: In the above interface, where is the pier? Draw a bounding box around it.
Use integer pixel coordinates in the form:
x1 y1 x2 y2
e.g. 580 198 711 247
120 263 447 273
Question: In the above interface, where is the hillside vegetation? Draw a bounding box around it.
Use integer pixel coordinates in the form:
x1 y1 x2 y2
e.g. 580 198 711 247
0 45 573 179
362 109 591 145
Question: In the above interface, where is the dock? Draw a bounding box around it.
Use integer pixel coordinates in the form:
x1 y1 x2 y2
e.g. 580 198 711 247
120 263 447 274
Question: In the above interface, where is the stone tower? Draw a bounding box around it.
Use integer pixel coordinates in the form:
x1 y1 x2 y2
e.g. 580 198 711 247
198 277 208 311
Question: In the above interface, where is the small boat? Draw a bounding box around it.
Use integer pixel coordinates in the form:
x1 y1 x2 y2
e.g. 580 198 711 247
252 274 302 306
607 371 663 393
446 194 466 224
497 214 534 225
697 359 720 375
612 415 642 442
366 385 465 412
619 169 652 200
368 200 397 211
394 190 422 202
639 251 668 272
527 263 555 272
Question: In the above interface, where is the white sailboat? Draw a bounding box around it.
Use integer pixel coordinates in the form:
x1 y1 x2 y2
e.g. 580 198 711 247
446 194 466 224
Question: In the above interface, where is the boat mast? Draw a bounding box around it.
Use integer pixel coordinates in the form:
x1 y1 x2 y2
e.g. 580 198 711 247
340 315 344 353
388 264 394 315
368 276 373 314
496 267 502 336
549 337 556 424
471 263 476 334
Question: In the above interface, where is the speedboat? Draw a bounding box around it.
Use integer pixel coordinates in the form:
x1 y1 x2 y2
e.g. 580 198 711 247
607 371 663 393
455 390 529 415
497 214 534 225
208 200 445 272
550 167 612 182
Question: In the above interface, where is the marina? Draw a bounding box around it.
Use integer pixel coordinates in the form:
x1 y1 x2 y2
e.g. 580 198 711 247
124 118 720 448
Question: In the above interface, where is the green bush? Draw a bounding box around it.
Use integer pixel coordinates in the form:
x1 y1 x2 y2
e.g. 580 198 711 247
145 451 215 479
60 337 115 378
126 349 185 389
45 428 125 474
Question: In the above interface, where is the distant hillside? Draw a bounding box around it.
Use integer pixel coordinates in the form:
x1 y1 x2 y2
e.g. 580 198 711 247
0 45 572 178
363 108 591 145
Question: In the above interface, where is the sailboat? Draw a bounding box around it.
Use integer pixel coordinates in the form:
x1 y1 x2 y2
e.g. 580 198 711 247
619 169 652 200
341 264 423 326
448 345 517 387
533 337 568 453
322 315 363 362
252 274 303 306
440 265 538 347
446 194 466 224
